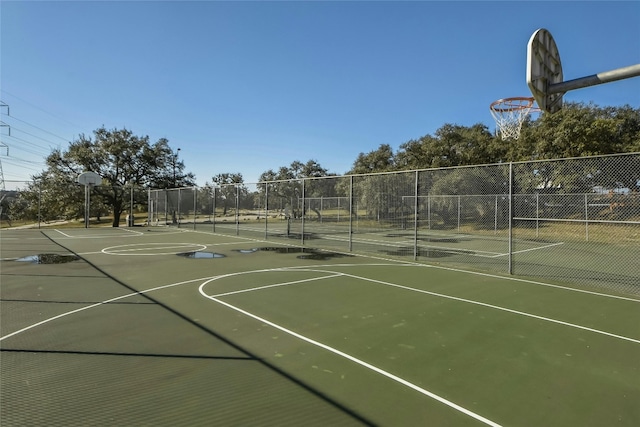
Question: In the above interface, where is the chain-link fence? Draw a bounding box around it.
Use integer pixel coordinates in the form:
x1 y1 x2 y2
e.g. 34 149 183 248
1 180 148 228
150 153 639 295
4 153 638 295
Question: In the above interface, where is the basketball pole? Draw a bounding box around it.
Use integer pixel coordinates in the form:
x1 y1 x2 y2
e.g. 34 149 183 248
548 63 640 95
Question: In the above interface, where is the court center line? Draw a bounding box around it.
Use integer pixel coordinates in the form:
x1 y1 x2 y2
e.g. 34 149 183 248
199 290 503 427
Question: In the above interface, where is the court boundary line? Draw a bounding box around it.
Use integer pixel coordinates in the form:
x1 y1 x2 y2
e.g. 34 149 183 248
184 228 640 302
53 228 145 238
3 260 637 426
199 283 503 427
101 242 207 256
199 268 640 345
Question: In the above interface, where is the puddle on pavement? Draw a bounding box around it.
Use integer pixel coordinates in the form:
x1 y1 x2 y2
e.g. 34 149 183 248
16 254 80 264
177 251 225 259
250 247 352 261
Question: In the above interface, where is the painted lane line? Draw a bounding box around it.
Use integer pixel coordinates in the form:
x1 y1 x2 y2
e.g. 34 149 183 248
201 266 640 341
0 266 323 341
337 271 640 344
52 229 143 238
199 289 503 427
0 276 212 342
102 243 206 255
405 263 640 303
185 228 640 302
211 273 344 298
489 242 565 258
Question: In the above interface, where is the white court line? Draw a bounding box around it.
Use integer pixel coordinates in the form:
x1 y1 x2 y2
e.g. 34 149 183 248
3 260 636 426
489 242 565 258
0 276 210 342
320 234 505 258
200 286 503 427
102 243 206 255
199 267 640 344
185 228 640 302
212 273 344 297
53 228 144 238
333 271 640 344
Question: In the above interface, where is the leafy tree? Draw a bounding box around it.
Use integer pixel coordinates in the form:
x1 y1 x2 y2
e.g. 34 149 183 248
396 124 497 170
259 160 332 218
209 173 247 215
512 103 640 197
34 127 193 226
522 102 640 159
348 144 395 174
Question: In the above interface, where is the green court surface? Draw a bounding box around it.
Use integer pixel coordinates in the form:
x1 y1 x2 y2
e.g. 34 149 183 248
1 227 639 426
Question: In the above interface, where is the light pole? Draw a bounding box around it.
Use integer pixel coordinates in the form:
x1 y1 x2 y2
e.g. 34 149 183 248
172 148 180 224
172 147 181 187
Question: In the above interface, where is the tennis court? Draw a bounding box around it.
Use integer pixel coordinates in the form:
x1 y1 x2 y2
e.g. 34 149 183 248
1 227 639 426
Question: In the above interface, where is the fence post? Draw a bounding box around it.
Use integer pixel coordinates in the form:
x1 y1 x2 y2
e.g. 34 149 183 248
536 193 540 238
494 195 498 235
301 179 306 246
235 185 239 236
193 186 197 230
349 176 353 252
427 193 431 230
38 181 42 229
212 187 216 233
129 183 134 227
414 171 419 261
584 193 589 241
180 188 184 227
457 195 461 232
508 163 514 275
264 183 268 240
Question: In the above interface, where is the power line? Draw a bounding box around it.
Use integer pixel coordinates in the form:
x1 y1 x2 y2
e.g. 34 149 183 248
2 135 52 157
0 90 85 130
3 114 71 142
3 124 63 148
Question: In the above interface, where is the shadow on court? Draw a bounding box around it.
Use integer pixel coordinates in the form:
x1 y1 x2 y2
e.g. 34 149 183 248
0 230 374 426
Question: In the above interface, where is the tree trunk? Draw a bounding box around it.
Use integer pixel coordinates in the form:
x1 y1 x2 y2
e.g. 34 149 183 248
112 199 122 227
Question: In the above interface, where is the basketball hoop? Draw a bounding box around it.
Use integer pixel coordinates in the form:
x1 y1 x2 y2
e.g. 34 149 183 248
490 97 539 140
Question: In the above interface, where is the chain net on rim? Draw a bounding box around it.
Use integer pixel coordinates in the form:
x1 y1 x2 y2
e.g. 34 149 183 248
490 97 538 140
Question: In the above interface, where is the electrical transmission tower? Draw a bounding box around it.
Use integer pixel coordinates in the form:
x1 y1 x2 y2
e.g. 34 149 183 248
0 101 9 191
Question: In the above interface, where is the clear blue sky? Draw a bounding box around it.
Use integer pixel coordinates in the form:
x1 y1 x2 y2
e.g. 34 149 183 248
1 1 639 186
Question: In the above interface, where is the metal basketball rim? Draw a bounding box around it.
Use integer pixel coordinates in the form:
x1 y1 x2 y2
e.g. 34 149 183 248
489 97 540 140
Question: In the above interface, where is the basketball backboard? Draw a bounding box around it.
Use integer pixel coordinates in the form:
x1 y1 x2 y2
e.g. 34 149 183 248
77 171 102 186
527 28 564 113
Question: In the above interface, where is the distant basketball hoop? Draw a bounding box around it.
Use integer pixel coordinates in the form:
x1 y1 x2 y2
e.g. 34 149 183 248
77 171 102 186
77 171 102 228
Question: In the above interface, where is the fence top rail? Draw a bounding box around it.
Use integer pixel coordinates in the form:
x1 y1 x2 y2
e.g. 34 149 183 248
143 152 640 191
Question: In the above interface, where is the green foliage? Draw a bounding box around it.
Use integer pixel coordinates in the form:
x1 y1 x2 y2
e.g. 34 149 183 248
345 103 639 175
17 127 193 227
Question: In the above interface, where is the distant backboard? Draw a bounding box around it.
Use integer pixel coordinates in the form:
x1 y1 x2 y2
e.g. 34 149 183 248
527 28 564 114
77 171 102 186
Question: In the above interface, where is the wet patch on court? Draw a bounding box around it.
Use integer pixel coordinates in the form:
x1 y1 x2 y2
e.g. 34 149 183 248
416 237 461 243
238 247 353 261
177 251 225 259
273 232 318 240
381 246 475 258
15 254 80 264
385 233 415 238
